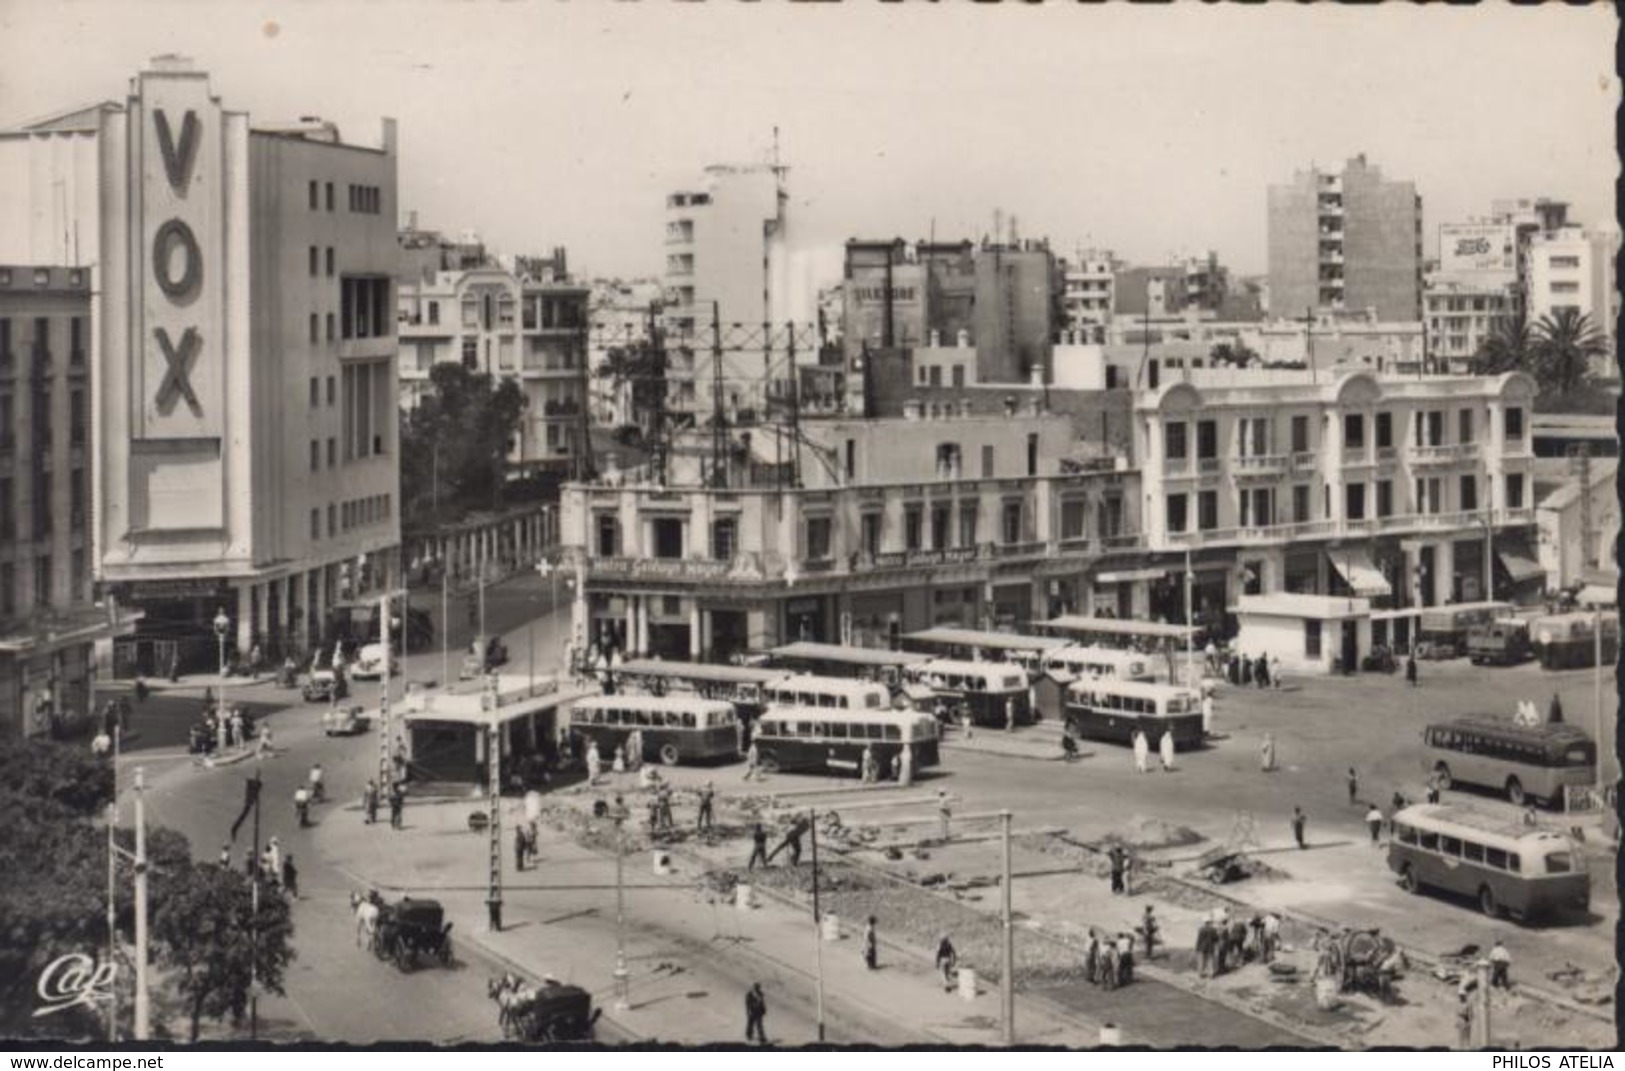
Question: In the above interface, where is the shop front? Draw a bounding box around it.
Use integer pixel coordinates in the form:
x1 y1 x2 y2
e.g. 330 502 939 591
848 591 905 649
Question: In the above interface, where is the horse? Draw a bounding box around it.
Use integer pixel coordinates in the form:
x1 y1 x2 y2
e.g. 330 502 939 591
350 891 381 951
488 973 538 1039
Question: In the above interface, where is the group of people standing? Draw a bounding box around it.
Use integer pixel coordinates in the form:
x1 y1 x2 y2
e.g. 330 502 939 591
1196 908 1279 977
1214 647 1282 691
1083 929 1137 989
361 777 408 829
1130 729 1177 774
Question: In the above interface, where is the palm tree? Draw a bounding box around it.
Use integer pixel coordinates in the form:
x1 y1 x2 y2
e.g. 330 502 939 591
1471 311 1532 376
1531 307 1610 397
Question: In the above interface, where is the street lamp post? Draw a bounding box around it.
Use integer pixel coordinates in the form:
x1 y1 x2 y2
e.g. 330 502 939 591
613 810 629 1010
213 607 230 678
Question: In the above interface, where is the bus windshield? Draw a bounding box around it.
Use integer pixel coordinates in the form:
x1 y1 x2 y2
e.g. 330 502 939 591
1561 743 1595 767
1544 850 1581 874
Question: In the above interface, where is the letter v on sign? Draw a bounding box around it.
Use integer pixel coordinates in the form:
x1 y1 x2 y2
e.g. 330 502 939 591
154 109 200 194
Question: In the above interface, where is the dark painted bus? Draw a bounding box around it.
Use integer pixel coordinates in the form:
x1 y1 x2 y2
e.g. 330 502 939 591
567 695 740 766
750 706 940 777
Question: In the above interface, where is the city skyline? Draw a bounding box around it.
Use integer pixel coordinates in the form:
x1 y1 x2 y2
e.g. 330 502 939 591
0 2 1615 283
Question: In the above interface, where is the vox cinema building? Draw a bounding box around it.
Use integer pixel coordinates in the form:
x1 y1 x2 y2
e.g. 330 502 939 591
0 57 403 672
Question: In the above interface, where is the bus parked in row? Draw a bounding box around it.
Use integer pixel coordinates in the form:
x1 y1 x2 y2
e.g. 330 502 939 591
1421 717 1595 808
900 628 1068 680
1388 804 1590 920
1063 679 1204 750
749 707 940 777
907 658 1034 728
1465 618 1533 666
1530 611 1619 670
767 642 929 692
763 675 891 713
567 695 741 767
1040 645 1155 685
1415 602 1512 660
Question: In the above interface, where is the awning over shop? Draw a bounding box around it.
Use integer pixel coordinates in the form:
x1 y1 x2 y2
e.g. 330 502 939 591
1577 584 1617 608
1329 549 1392 598
1495 546 1546 585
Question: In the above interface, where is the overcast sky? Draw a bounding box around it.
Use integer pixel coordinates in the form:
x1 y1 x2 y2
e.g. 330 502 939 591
1 1 1615 281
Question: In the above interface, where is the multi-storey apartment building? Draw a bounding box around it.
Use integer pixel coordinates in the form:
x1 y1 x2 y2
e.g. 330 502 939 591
1135 369 1540 620
1268 154 1423 322
0 267 136 736
398 259 590 471
1526 226 1618 358
0 56 402 670
1061 250 1117 342
1423 276 1513 366
558 413 1135 660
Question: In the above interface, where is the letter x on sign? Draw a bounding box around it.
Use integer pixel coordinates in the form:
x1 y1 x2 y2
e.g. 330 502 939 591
154 327 202 416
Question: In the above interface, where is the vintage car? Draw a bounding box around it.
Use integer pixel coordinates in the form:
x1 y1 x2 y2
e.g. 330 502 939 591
322 704 371 737
350 643 399 681
302 667 350 703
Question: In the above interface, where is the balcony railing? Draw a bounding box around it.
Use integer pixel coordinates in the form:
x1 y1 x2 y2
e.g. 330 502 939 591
1057 535 1093 552
1162 456 1191 475
1375 446 1398 463
1197 457 1222 475
1233 454 1290 474
996 540 1047 559
1102 533 1144 551
1290 452 1318 472
1409 443 1479 464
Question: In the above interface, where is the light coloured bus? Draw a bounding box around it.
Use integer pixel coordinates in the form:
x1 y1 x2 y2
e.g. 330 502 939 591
1388 803 1590 920
750 706 940 777
767 642 930 692
907 658 1034 728
763 675 891 713
1415 602 1512 660
1422 717 1595 808
568 695 740 766
901 628 1069 680
1040 644 1155 685
1064 679 1204 750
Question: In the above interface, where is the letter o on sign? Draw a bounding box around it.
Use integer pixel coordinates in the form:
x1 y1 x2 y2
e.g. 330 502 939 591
152 218 202 300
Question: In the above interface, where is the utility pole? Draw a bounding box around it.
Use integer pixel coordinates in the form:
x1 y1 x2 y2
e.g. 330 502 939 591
787 321 802 489
1472 958 1492 1047
133 767 150 1041
1185 548 1197 686
1304 306 1317 384
105 802 117 1043
440 564 449 690
378 591 392 793
486 680 503 932
710 302 727 489
1000 809 1014 1047
1594 606 1605 795
575 311 596 481
613 809 629 1010
249 761 261 1040
810 809 826 1043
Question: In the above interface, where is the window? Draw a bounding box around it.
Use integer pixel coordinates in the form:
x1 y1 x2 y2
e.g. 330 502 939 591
1459 475 1476 512
0 396 10 450
1027 433 1039 477
325 182 335 211
427 301 440 326
1397 824 1418 846
1304 619 1321 658
1549 281 1580 295
958 504 978 547
1507 473 1525 510
461 338 479 369
1548 255 1581 270
1345 482 1366 521
326 313 336 341
844 439 856 480
309 377 320 408
1164 422 1188 460
327 504 335 537
805 516 832 560
34 556 51 605
310 440 320 472
0 477 9 538
1002 502 1023 544
1167 493 1189 534
1197 490 1218 531
651 517 683 559
711 517 737 561
310 509 320 540
1196 420 1217 460
1486 847 1508 870
1504 407 1524 440
325 247 335 278
1376 480 1393 518
308 180 319 210
309 313 318 343
595 514 619 557
309 246 319 276
1343 413 1365 449
327 438 336 469
327 376 336 405
340 277 393 339
1375 412 1392 449
981 444 994 478
1291 415 1309 453
0 564 11 616
1439 836 1462 857
931 505 950 548
861 513 882 556
1061 499 1087 540
1458 408 1474 444
1464 841 1485 864
69 390 83 445
905 507 922 551
1425 410 1444 447
1418 830 1439 851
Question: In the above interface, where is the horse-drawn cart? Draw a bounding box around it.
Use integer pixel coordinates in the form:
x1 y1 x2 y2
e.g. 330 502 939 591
489 974 600 1042
373 897 453 972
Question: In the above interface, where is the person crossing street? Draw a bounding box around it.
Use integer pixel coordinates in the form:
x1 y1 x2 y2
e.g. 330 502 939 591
696 782 715 833
744 983 768 1046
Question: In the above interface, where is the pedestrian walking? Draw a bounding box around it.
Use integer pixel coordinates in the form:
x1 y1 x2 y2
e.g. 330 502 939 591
389 783 405 829
860 743 877 783
1116 931 1135 986
1255 654 1270 689
1004 697 1016 732
1061 729 1078 762
862 916 878 970
282 855 299 899
256 724 273 758
1259 732 1275 772
1201 692 1214 737
308 762 326 803
1547 692 1564 724
1240 654 1253 686
959 706 974 741
747 821 769 870
586 741 603 785
1139 905 1159 960
1405 653 1418 687
294 785 311 828
1365 804 1384 844
696 782 715 833
1270 655 1282 690
1347 767 1359 806
1158 730 1175 772
1107 845 1126 894
611 744 627 776
767 817 807 867
363 779 379 824
1261 912 1280 962
1196 920 1214 977
1100 942 1119 991
1084 930 1100 984
897 744 913 786
1132 730 1150 774
657 785 675 831
1291 806 1307 849
1489 939 1511 989
265 837 283 884
1426 777 1441 805
744 982 768 1046
514 823 528 871
935 935 958 992
744 742 760 782
1123 851 1136 896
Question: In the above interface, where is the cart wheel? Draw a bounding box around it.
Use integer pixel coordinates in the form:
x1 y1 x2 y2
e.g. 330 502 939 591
660 743 681 766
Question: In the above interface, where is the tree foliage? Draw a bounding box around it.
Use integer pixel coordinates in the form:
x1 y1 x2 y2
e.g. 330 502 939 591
596 339 668 439
1209 342 1260 368
1531 308 1610 398
1471 311 1532 376
400 362 528 527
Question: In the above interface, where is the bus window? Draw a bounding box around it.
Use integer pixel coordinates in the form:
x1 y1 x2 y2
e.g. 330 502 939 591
682 712 697 728
864 694 882 710
1507 854 1520 873
795 721 813 737
1544 851 1575 874
884 724 901 741
1485 847 1508 870
1397 824 1417 846
1439 836 1462 857
1463 841 1484 865
1419 831 1439 851
819 695 836 709
1562 743 1594 767
633 710 649 727
830 722 849 740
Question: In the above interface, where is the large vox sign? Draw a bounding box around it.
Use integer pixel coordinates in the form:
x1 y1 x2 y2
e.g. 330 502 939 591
141 79 224 439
